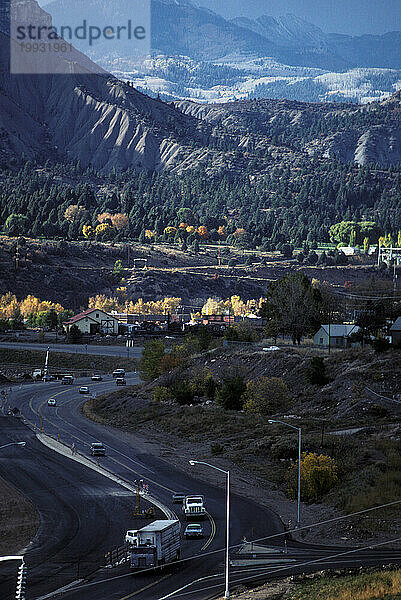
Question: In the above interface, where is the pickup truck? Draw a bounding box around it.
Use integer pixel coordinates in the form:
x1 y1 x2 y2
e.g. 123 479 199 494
182 495 206 520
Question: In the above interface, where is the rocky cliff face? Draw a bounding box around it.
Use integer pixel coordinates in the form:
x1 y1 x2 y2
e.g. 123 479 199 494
0 25 229 172
1 6 401 174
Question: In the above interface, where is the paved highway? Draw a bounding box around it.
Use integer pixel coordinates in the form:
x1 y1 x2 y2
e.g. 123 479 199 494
2 376 283 600
3 376 401 600
0 342 143 358
0 417 136 600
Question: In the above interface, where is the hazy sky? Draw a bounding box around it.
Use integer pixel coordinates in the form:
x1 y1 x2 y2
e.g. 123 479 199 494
196 0 401 35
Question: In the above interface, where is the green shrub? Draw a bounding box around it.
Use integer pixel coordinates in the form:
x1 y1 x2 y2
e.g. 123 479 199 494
243 377 290 415
215 376 246 410
211 443 224 456
170 380 194 405
153 386 170 403
305 357 329 385
139 340 165 381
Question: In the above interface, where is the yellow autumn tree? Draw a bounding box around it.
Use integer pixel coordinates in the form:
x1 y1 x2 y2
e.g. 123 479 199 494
97 212 113 224
82 224 94 238
164 226 177 237
111 213 129 231
197 226 209 240
244 377 290 415
95 223 114 240
64 205 87 223
287 452 338 503
202 298 221 315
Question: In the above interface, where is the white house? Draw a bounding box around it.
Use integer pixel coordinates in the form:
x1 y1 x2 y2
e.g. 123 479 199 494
390 317 401 345
314 324 360 348
64 308 119 335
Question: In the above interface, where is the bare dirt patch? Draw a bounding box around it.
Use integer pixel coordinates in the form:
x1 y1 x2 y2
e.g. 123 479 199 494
0 475 39 554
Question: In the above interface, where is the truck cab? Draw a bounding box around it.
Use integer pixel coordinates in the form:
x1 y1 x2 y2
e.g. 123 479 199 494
127 520 180 570
182 495 206 520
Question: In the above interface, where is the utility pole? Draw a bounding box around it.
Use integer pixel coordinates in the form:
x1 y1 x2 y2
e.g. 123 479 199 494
15 238 20 271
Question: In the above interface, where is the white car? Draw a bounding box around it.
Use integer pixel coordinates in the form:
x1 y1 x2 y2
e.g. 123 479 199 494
47 398 56 406
112 369 125 378
262 346 280 352
79 386 90 394
91 375 102 381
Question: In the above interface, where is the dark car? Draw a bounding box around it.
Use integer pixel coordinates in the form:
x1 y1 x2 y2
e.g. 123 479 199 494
116 378 126 386
90 442 106 456
184 524 203 539
172 492 186 504
91 375 103 381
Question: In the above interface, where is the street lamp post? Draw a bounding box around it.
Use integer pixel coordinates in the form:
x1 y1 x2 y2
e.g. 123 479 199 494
189 460 230 599
268 419 302 528
0 442 26 450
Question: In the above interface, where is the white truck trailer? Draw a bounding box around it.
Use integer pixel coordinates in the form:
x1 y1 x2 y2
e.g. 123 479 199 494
126 520 180 570
182 495 206 520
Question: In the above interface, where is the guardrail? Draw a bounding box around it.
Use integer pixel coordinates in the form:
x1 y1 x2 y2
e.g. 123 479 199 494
104 545 128 567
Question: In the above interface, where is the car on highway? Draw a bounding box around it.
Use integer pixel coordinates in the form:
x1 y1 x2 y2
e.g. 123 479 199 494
184 524 203 539
79 386 90 394
112 369 125 378
42 374 55 382
172 492 186 504
91 375 103 381
62 375 74 384
90 442 106 456
47 398 57 406
116 378 126 386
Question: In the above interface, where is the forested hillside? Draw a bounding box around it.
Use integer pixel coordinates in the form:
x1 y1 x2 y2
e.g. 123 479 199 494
1 157 400 248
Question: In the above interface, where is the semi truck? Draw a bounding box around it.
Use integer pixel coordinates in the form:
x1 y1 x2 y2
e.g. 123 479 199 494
182 495 206 520
126 520 180 570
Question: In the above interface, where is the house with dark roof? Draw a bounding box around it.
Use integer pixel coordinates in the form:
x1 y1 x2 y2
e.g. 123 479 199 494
64 308 119 335
313 324 360 348
390 317 401 345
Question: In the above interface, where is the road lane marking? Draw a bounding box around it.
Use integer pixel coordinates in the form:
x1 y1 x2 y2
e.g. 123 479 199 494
34 388 177 494
119 575 171 600
201 512 216 551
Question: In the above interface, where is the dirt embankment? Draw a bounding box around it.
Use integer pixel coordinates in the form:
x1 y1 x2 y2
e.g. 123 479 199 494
84 346 401 547
0 476 39 555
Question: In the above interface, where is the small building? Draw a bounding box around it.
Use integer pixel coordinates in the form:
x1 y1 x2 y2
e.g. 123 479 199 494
314 324 360 348
339 246 361 256
64 308 119 335
390 317 401 345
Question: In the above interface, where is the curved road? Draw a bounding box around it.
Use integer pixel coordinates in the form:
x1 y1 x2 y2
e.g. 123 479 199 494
3 377 401 599
3 376 283 600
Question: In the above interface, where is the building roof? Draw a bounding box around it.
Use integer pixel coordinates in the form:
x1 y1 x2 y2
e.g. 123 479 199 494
64 308 119 325
138 520 179 533
319 324 360 337
390 317 401 332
